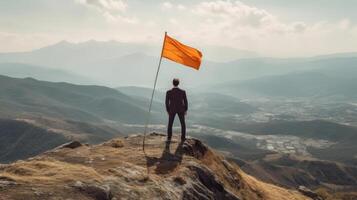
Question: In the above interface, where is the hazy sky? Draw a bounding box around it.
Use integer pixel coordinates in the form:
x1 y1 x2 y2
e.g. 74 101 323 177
0 0 356 57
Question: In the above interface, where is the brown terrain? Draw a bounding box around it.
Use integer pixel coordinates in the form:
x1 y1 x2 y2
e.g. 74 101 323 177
0 133 311 200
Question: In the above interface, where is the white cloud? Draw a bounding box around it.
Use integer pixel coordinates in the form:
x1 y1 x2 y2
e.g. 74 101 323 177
169 18 178 25
76 0 137 23
193 1 304 33
339 18 351 30
162 2 173 10
1 0 357 57
77 0 127 11
161 1 186 11
177 4 186 11
158 0 357 57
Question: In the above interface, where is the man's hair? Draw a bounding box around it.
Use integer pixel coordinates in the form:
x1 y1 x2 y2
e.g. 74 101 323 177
173 78 180 86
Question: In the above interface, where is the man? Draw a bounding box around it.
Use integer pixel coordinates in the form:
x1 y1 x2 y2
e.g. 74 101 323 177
166 78 188 142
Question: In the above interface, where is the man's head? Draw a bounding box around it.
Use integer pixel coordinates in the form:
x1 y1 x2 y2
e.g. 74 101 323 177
172 78 180 87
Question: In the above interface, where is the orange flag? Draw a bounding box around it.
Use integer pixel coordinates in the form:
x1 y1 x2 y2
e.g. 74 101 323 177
162 34 202 70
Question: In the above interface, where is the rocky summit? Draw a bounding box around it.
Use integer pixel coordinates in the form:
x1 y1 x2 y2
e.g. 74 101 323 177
0 133 310 200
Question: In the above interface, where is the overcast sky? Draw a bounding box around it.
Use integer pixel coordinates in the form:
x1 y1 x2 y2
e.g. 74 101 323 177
0 0 356 57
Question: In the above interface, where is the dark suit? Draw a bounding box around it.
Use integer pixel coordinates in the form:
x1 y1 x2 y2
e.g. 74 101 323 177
166 87 188 141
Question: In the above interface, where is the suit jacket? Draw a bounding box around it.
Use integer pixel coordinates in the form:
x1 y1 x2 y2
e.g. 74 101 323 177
165 87 188 114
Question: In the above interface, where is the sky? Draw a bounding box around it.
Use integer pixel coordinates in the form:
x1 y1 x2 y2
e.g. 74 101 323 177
0 0 356 57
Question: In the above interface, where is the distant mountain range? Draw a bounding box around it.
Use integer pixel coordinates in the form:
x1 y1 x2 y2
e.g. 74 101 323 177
0 62 95 85
0 40 260 87
1 40 356 89
211 57 357 99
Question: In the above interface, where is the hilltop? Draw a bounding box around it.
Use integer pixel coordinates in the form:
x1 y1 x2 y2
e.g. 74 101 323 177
0 133 310 200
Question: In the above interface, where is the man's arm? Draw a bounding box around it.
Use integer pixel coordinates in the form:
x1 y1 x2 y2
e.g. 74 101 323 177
165 91 170 113
183 91 188 112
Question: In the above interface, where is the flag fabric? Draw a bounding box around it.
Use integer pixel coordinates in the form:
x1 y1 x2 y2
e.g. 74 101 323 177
162 34 202 70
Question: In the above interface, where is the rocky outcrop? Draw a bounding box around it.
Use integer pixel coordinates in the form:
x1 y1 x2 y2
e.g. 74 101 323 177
185 164 240 200
298 186 324 200
72 181 113 200
0 176 16 189
58 141 83 149
0 133 309 200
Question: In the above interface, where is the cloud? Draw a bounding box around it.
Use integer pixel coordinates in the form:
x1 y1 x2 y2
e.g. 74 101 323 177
159 0 357 56
193 0 305 33
161 1 186 11
177 4 186 11
78 0 127 12
76 0 137 23
162 2 173 10
1 0 356 57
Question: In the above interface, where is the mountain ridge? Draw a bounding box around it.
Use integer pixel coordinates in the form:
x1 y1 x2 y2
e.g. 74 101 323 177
0 133 310 200
2 40 357 87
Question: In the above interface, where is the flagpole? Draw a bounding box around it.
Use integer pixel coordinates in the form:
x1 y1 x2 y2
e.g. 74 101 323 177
142 31 167 152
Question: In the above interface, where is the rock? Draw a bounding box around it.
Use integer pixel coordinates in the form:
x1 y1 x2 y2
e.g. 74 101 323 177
57 141 82 149
0 176 16 188
103 139 124 148
72 181 113 200
298 186 324 200
186 164 240 200
0 180 16 188
222 160 241 189
34 190 43 196
173 176 186 185
182 139 208 159
149 132 166 137
0 134 311 200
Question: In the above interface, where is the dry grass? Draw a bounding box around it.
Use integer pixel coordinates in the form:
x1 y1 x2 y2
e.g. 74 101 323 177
240 172 309 200
0 158 103 184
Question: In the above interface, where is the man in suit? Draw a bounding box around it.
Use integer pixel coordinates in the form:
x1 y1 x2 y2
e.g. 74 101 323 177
166 78 188 142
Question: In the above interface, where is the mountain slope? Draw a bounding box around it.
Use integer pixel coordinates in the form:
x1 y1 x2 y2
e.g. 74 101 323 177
240 154 357 189
0 75 161 124
0 119 69 163
0 117 124 163
0 133 310 200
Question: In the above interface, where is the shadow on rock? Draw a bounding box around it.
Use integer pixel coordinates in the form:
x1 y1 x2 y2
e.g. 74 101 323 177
146 141 184 174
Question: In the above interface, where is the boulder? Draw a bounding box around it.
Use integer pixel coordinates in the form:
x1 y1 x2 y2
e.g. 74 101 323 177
72 181 113 200
58 141 82 149
103 139 124 148
298 186 324 200
182 139 208 159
